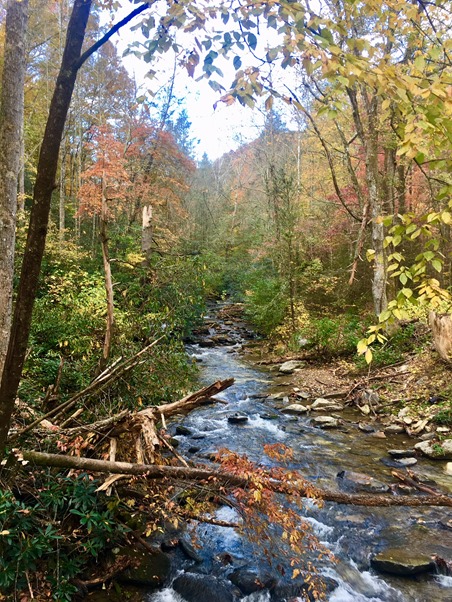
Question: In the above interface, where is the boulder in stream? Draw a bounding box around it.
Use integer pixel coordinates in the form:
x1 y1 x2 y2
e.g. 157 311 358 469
310 398 344 411
312 416 340 428
228 568 277 595
172 573 235 602
279 360 305 374
387 449 416 459
337 470 390 493
370 549 435 576
228 412 249 424
281 404 308 415
414 438 452 460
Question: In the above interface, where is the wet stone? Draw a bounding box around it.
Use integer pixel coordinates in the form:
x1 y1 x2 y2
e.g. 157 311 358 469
172 573 235 602
281 404 308 415
179 537 203 563
384 425 405 435
260 413 279 420
188 446 201 454
228 568 277 595
176 425 192 436
228 412 249 424
370 549 436 576
358 423 375 433
313 416 340 428
337 470 390 493
388 449 416 459
397 457 418 467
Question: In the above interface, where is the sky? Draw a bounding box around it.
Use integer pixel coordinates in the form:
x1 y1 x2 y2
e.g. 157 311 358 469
108 2 278 161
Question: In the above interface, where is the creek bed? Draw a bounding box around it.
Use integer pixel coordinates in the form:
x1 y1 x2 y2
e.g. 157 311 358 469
145 340 451 602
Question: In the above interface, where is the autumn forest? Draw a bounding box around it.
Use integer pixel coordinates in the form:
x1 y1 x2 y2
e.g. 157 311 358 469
0 0 452 600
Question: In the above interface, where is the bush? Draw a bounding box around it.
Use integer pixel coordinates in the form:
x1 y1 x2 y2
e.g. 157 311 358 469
0 473 127 601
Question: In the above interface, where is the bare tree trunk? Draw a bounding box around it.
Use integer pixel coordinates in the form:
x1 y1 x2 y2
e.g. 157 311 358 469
141 204 153 260
59 140 67 243
0 0 28 378
99 215 115 371
0 0 93 456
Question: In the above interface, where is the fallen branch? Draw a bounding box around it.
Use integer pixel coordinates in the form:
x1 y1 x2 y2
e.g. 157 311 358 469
19 450 452 508
11 337 164 441
156 378 234 417
392 469 444 497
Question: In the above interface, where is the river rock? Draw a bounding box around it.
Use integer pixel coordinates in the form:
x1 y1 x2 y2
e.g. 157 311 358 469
260 412 279 420
358 423 375 433
414 439 452 460
388 449 416 459
396 457 418 467
384 424 405 435
228 412 249 424
295 391 311 400
313 416 340 428
370 549 435 576
271 576 338 602
446 462 452 475
173 573 235 602
176 425 192 436
210 334 236 345
337 470 390 493
228 568 277 595
310 398 344 411
117 548 171 588
281 404 308 414
179 537 202 562
279 360 304 374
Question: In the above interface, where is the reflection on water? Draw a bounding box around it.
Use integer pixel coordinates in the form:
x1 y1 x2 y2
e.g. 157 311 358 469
147 344 451 602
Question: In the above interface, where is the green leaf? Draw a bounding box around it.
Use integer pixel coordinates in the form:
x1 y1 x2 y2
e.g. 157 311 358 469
432 259 442 272
357 340 368 354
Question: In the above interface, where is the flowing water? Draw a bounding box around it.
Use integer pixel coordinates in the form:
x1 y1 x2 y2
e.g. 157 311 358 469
147 333 452 602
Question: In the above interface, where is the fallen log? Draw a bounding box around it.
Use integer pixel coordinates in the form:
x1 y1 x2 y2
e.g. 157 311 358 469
156 378 234 416
19 450 452 508
11 338 165 440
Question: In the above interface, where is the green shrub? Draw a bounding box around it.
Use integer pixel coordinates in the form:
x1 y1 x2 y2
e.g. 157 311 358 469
0 473 127 600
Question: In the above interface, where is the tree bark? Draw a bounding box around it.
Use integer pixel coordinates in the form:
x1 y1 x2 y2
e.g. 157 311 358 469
0 0 93 455
99 189 115 372
0 0 28 378
19 450 452 508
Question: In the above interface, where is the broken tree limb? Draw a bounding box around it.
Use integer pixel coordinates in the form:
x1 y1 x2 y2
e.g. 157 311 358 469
10 337 164 441
156 378 234 417
19 450 452 508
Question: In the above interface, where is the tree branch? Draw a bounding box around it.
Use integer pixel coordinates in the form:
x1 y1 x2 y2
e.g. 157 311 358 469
75 2 152 70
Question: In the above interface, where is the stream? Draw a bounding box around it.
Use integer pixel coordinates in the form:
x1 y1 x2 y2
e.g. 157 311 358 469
146 310 452 602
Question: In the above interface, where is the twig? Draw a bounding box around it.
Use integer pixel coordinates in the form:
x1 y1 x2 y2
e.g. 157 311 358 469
158 433 190 467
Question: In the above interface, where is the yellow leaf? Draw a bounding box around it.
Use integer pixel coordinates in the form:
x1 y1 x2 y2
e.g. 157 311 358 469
365 349 373 364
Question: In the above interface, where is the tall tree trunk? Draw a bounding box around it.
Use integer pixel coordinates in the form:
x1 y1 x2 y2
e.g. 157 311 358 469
0 0 93 455
59 140 66 243
0 0 28 378
366 95 387 316
99 182 114 372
